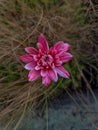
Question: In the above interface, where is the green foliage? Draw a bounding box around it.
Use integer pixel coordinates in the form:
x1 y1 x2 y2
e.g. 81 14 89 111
73 4 88 26
45 58 86 99
57 59 85 89
66 32 77 39
24 0 60 8
0 63 20 83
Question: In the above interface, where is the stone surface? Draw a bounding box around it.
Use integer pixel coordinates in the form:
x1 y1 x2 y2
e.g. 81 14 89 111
1 90 98 130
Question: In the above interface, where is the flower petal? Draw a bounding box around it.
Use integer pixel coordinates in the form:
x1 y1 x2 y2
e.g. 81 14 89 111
25 47 38 54
37 34 49 52
55 66 70 78
54 41 64 50
42 76 51 87
64 43 70 51
41 69 48 77
28 69 40 81
35 66 41 70
48 69 58 82
59 53 73 63
54 42 70 53
37 42 45 53
19 55 33 63
54 56 62 66
25 61 36 70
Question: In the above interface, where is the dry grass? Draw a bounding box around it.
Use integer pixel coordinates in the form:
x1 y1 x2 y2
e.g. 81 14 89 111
0 0 98 129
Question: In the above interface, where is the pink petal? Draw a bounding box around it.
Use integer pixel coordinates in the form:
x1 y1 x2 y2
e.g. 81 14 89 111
42 76 51 87
59 53 73 63
54 41 64 51
37 42 45 53
64 43 70 51
54 56 62 66
49 46 56 55
25 61 36 70
37 34 49 52
55 66 70 78
35 66 41 70
33 55 38 61
41 69 48 77
54 41 70 53
25 47 38 54
28 69 40 81
19 55 33 63
48 69 58 82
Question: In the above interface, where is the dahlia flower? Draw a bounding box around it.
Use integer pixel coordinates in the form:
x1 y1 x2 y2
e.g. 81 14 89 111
20 34 73 86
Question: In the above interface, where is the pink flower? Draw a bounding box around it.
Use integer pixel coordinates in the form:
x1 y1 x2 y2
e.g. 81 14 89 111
20 34 73 86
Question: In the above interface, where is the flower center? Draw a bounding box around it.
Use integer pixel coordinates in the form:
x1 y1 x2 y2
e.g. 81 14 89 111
42 54 53 63
40 54 53 68
35 54 54 70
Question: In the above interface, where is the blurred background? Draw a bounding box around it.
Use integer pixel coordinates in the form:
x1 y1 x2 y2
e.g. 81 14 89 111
0 0 98 130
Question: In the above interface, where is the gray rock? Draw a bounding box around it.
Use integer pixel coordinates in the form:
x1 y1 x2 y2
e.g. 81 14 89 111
1 90 98 130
